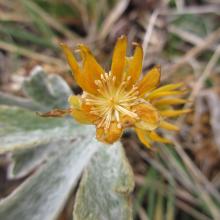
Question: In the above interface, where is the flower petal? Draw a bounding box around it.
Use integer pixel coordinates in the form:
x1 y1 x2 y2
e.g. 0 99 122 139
160 121 179 131
70 108 94 124
121 115 136 128
160 109 191 118
68 95 96 123
147 90 186 100
134 103 160 130
153 98 187 106
149 131 171 143
126 43 143 88
151 83 183 93
135 128 152 148
147 83 185 100
60 43 87 91
111 35 127 83
137 66 161 97
96 122 122 144
78 44 105 92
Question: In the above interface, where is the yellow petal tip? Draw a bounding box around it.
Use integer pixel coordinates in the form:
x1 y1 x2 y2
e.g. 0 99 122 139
60 42 69 50
132 42 139 46
119 35 126 40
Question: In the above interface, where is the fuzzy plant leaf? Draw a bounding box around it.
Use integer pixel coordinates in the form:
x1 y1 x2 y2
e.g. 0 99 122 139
0 91 43 111
0 66 72 111
0 105 68 154
73 142 135 220
0 67 135 220
0 128 101 220
22 66 72 110
0 105 134 220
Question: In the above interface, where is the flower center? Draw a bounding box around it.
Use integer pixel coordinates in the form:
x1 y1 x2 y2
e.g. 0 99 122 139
83 72 140 131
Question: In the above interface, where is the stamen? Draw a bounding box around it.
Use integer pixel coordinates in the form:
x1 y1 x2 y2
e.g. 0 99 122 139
85 98 106 104
115 81 126 98
83 70 141 130
100 74 106 82
104 72 109 79
119 96 138 103
115 105 138 118
94 80 102 87
104 107 112 130
97 88 109 97
117 123 122 129
114 110 120 122
97 116 105 128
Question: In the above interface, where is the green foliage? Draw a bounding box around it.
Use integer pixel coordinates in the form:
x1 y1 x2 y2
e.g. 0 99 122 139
172 14 217 37
133 143 220 220
34 0 79 17
0 24 56 49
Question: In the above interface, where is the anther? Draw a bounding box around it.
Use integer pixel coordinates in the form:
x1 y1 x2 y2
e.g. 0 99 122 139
117 123 122 129
101 74 105 80
81 93 87 98
94 80 101 86
104 72 109 79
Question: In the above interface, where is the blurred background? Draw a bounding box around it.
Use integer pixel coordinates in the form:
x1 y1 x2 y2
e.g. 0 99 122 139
1 0 220 220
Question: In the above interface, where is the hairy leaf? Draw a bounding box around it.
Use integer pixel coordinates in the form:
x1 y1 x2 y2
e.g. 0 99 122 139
23 66 72 109
74 142 134 220
0 67 134 220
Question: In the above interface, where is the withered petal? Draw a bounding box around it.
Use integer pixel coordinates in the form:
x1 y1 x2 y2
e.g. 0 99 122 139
96 122 122 144
133 103 160 130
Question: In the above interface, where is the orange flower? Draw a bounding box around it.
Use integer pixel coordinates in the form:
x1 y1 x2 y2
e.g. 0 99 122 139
41 36 190 148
